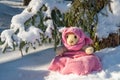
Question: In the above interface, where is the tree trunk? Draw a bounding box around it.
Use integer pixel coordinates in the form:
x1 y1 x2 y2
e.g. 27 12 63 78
94 33 120 50
23 0 31 6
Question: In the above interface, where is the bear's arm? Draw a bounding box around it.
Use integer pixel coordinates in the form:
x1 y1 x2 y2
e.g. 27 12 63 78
81 45 94 54
56 45 67 56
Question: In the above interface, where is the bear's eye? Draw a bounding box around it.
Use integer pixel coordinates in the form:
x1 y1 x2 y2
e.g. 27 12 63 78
74 35 77 39
66 35 68 38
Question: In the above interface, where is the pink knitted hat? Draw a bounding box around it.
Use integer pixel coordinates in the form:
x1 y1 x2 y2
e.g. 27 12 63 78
61 27 92 51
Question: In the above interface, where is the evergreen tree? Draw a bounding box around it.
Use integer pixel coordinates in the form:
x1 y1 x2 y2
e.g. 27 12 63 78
23 0 31 6
1 0 118 55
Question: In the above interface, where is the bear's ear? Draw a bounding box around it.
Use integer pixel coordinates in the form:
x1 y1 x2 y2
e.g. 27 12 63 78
59 27 67 33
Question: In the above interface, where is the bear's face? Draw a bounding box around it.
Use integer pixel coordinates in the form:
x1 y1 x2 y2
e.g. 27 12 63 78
66 33 78 46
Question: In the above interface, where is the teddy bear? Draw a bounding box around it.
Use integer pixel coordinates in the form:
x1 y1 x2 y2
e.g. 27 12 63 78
56 33 94 56
48 27 102 75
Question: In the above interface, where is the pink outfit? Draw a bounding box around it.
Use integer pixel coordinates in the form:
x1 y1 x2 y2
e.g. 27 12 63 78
48 27 102 75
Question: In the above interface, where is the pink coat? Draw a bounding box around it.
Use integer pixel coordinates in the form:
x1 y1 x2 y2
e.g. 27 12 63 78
48 27 102 75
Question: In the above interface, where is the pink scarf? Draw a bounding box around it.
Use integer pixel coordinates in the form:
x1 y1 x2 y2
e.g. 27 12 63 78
62 27 92 51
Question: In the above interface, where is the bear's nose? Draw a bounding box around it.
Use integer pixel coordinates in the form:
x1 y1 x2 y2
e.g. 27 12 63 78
69 40 73 43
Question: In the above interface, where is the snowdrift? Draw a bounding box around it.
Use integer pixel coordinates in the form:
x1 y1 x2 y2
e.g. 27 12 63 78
0 45 120 80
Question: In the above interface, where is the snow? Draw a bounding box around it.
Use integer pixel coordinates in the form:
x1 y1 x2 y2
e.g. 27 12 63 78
96 0 120 39
0 44 120 80
0 44 55 80
0 3 22 30
17 26 43 45
0 0 24 8
0 29 15 51
44 20 54 38
0 25 44 53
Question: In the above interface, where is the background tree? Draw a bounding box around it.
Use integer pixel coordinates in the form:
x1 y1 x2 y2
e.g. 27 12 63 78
23 0 31 6
64 0 119 50
1 0 119 55
0 0 70 55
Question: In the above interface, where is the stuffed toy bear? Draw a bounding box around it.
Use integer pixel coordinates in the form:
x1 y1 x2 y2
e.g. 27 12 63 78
48 27 102 75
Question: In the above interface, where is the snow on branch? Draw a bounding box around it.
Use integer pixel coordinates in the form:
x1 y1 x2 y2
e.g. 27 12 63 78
0 29 20 53
96 0 120 39
0 0 71 54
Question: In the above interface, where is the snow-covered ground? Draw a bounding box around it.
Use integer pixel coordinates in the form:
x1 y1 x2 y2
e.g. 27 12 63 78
0 0 23 8
0 44 55 80
0 0 120 80
0 44 120 80
0 0 23 32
